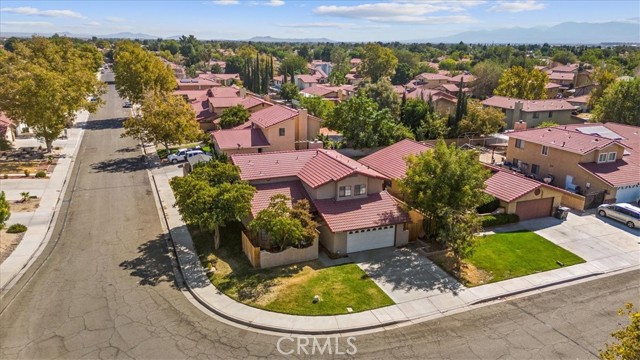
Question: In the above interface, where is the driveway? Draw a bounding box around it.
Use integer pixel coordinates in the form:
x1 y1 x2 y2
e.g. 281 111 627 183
350 246 465 304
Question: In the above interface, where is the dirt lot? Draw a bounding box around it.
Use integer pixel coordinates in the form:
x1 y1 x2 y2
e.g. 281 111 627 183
428 250 492 286
10 199 40 212
0 230 24 264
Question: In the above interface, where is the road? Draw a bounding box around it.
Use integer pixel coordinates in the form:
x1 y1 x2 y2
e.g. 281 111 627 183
1 74 638 359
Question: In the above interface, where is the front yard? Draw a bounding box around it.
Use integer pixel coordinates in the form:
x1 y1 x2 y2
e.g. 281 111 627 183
430 230 585 286
190 223 394 315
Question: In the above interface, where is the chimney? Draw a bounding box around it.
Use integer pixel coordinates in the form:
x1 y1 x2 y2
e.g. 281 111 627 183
239 87 247 98
297 108 308 142
514 120 527 131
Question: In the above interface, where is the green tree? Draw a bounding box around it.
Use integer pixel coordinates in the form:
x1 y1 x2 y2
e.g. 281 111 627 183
537 121 559 128
471 61 505 99
113 40 176 104
359 43 398 82
122 92 202 149
219 104 250 129
279 82 300 101
400 140 491 263
552 50 577 65
401 98 430 134
592 78 640 126
588 66 619 109
438 58 457 71
360 79 402 118
392 63 414 85
458 99 506 135
418 112 449 140
299 96 335 120
0 37 105 152
599 303 640 360
0 191 10 230
170 160 256 249
211 63 223 74
279 54 307 83
494 66 548 100
330 47 351 77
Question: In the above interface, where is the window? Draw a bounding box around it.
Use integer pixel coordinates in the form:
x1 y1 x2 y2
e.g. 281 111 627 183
598 153 607 163
531 164 540 175
533 112 539 119
515 139 524 149
279 128 285 136
339 185 351 197
354 184 366 195
541 145 549 156
548 111 553 118
608 152 616 161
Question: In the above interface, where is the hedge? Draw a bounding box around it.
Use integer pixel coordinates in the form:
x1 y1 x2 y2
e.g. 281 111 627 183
481 213 520 228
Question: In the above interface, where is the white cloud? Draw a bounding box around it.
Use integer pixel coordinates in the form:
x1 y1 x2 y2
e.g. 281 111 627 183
211 0 239 5
0 6 85 18
313 2 476 24
106 16 126 23
488 1 545 13
250 0 285 6
0 21 54 27
84 21 101 27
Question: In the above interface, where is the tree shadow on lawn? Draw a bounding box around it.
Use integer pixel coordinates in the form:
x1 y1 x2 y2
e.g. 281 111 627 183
119 234 178 288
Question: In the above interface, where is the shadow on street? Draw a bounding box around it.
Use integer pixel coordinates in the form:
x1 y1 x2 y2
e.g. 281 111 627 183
119 234 178 288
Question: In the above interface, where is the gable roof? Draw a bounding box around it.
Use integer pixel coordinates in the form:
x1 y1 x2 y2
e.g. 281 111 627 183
549 72 575 81
209 73 240 81
448 74 476 83
211 128 270 150
358 139 433 180
508 127 624 155
301 86 335 97
482 96 575 112
191 95 214 122
405 88 457 103
296 74 319 83
484 170 542 202
297 150 388 188
249 105 298 128
416 73 451 81
578 160 639 187
551 64 579 73
438 83 460 92
209 87 239 98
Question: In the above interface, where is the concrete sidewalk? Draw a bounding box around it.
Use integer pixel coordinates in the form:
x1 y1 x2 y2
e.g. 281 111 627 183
0 111 88 291
148 153 640 334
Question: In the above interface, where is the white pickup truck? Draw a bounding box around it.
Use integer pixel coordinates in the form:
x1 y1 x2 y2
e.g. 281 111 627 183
167 149 204 163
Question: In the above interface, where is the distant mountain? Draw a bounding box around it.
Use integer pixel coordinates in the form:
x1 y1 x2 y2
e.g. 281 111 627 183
98 32 159 40
415 21 640 44
0 31 159 40
248 36 335 43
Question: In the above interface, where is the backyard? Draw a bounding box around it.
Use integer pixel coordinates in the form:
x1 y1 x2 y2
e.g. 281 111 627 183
430 230 585 286
190 222 394 315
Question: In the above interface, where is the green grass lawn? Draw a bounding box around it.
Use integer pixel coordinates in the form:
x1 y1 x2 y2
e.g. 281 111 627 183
467 230 585 283
190 222 393 315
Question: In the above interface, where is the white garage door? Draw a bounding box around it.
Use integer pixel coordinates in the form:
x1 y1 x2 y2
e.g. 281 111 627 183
616 185 640 203
346 226 395 253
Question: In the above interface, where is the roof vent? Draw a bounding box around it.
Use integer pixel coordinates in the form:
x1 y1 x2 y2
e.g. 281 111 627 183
562 141 565 147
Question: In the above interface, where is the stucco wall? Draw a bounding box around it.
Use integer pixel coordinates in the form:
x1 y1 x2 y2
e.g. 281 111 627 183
318 225 347 255
307 117 322 140
395 224 410 247
265 118 296 152
503 109 575 129
502 186 563 214
302 181 335 200
259 238 319 269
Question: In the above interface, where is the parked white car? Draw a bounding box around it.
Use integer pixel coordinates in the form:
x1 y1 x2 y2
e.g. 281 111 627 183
597 203 640 229
167 149 204 164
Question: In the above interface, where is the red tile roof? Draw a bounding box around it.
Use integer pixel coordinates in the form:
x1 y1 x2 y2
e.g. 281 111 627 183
567 95 590 104
209 87 239 98
232 150 319 181
301 86 335 97
448 74 476 84
484 170 542 202
578 160 639 187
209 97 245 109
191 95 214 122
297 150 388 188
209 73 240 81
416 73 451 81
406 88 457 103
211 128 270 150
549 72 575 81
545 82 562 89
0 112 13 127
483 96 575 112
251 181 314 217
174 89 210 100
296 74 319 84
358 139 432 180
508 127 623 155
438 83 460 92
249 105 298 128
551 64 579 73
311 191 410 232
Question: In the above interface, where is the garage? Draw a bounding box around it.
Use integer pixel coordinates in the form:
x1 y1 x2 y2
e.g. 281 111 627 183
615 185 640 204
346 225 395 253
515 198 554 220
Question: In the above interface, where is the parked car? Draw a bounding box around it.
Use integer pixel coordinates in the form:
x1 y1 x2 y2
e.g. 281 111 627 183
167 149 204 164
597 203 640 229
123 101 132 108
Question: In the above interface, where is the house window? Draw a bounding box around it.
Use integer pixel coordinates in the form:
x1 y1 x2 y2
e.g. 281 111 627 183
548 111 553 118
608 152 616 161
531 164 540 175
339 185 351 197
515 139 524 149
533 112 539 119
354 184 366 195
279 128 285 136
541 145 549 156
598 153 607 163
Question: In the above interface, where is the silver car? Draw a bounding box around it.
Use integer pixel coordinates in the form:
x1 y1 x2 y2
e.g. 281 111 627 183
597 203 640 229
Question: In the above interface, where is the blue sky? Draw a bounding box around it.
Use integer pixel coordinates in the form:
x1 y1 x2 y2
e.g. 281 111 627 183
1 1 638 41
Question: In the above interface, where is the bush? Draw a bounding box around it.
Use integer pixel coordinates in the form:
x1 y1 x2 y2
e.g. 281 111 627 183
477 197 500 214
481 213 520 228
24 169 30 177
35 170 47 178
7 223 28 233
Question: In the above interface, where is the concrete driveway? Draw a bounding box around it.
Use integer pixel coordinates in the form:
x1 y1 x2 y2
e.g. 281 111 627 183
350 246 465 304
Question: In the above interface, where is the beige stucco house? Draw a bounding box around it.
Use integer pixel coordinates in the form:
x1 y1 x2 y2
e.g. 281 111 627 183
483 96 579 129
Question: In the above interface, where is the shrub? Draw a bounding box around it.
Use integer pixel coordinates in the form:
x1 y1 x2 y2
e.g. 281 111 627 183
24 169 30 177
481 213 520 228
477 197 500 214
35 170 47 178
7 223 28 233
20 192 30 202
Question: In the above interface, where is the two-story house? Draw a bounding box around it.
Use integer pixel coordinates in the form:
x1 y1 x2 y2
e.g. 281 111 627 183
232 149 411 255
405 88 457 116
482 96 579 129
294 74 320 90
413 73 451 89
506 124 639 205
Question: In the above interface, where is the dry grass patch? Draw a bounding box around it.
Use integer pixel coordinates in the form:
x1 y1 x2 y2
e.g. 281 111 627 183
10 199 40 212
429 250 492 287
0 230 24 264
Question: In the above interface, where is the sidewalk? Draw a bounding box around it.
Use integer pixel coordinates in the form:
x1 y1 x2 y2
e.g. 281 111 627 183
148 153 639 334
0 111 88 291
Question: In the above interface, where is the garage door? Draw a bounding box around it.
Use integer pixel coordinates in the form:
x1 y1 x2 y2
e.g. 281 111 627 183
346 226 395 253
616 186 640 204
515 198 554 220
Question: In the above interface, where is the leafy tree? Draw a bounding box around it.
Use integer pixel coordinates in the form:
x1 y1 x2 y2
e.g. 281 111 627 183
279 54 307 83
0 191 10 230
552 50 577 65
359 43 398 82
279 82 300 101
599 303 639 360
392 63 414 85
113 40 176 104
438 58 457 71
219 105 250 129
401 98 430 134
592 78 640 126
360 79 402 118
400 140 491 264
170 160 255 249
494 66 548 100
160 40 180 55
414 63 438 75
0 37 105 152
122 92 202 149
458 99 506 135
588 66 619 109
211 63 223 74
537 121 559 128
471 61 505 99
330 47 351 77
418 112 449 140
299 96 335 120
393 49 421 70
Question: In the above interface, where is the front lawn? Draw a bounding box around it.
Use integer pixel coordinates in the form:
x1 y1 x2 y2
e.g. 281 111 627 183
430 230 585 286
190 223 393 315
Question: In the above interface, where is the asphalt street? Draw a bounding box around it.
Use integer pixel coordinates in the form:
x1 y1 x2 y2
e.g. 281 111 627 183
0 72 638 359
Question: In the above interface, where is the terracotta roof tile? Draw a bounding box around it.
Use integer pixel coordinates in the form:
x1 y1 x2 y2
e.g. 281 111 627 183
358 139 432 180
549 72 575 81
578 160 640 187
211 128 270 150
249 105 298 128
296 74 319 83
448 74 476 83
209 87 239 98
232 150 319 181
484 171 541 202
483 96 575 112
416 73 451 81
251 181 314 217
297 150 388 188
508 127 623 155
301 86 335 97
191 95 214 122
311 191 410 232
